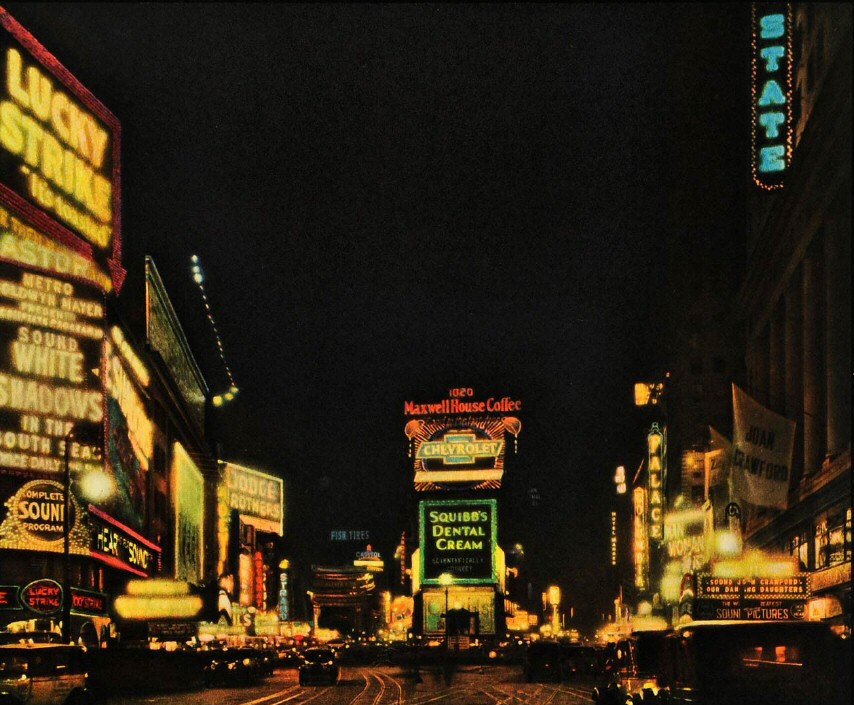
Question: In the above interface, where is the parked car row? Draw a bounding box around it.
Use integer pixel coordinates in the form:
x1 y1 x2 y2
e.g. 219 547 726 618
591 620 851 705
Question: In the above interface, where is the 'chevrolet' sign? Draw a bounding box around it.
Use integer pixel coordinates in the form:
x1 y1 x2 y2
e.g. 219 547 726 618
416 433 503 465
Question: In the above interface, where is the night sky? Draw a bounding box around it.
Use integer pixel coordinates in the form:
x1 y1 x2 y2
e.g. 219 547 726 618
3 3 748 631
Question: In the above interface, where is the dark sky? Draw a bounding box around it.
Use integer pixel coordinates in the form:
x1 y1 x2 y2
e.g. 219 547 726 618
4 3 748 630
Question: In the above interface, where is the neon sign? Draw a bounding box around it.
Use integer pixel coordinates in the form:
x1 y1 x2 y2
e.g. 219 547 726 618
0 263 104 482
89 504 159 576
647 423 665 542
411 418 506 490
21 577 61 614
633 486 648 590
0 203 112 291
416 433 503 465
0 14 119 247
751 3 792 189
223 462 283 536
693 573 809 620
173 441 204 585
419 499 497 585
0 478 89 555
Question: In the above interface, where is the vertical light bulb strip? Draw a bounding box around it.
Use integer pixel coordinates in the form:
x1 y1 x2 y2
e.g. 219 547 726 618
190 255 238 405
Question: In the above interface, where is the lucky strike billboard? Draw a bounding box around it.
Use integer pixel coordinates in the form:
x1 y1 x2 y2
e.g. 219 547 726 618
419 499 497 585
0 8 123 292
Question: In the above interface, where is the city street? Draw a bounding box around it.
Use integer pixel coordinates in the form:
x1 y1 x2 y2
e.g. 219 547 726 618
102 666 595 705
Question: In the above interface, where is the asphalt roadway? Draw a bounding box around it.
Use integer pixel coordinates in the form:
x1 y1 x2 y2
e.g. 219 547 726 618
101 664 597 705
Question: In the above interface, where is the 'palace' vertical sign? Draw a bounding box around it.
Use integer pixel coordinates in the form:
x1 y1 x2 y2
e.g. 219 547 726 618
751 3 793 190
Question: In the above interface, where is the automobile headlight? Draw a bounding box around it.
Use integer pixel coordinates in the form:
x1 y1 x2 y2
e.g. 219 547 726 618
243 658 252 666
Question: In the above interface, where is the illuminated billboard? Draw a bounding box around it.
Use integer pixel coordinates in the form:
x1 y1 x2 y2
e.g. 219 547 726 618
0 9 123 291
0 477 89 555
693 574 809 621
0 202 112 291
0 261 104 479
410 418 506 490
223 462 283 536
145 257 207 433
172 441 204 585
663 507 706 572
105 328 151 532
419 499 497 585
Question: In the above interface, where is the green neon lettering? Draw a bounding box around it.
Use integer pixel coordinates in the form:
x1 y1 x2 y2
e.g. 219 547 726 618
759 145 786 172
760 46 785 72
759 112 785 139
760 14 785 39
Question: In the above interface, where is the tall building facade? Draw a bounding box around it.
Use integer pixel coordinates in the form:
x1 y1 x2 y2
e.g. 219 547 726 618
739 3 851 630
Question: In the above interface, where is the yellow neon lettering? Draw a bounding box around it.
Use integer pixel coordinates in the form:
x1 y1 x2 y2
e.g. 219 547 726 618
6 49 30 107
0 100 24 153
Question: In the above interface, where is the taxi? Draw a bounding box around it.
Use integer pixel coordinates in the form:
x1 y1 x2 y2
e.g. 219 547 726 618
0 644 92 705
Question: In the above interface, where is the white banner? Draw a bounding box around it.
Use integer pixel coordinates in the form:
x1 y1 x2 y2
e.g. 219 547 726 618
730 385 795 508
705 426 732 498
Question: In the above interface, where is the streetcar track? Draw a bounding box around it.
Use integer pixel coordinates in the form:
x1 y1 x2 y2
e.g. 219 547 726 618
370 670 387 705
346 670 374 705
240 686 300 705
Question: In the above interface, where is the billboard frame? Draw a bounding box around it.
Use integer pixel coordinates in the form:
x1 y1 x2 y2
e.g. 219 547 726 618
419 498 498 586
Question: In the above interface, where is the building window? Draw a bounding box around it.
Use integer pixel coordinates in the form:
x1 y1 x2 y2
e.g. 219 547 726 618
814 507 852 570
790 530 810 571
690 358 704 376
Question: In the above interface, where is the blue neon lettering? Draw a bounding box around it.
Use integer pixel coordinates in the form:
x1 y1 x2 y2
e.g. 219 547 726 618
760 14 785 39
758 80 786 107
760 46 785 72
759 112 785 139
759 145 786 172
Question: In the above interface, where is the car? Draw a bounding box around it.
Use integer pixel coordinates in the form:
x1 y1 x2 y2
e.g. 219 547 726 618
592 629 671 705
0 633 63 646
559 642 598 679
202 646 262 687
654 620 851 705
275 644 301 667
298 647 339 686
523 640 563 682
0 643 92 705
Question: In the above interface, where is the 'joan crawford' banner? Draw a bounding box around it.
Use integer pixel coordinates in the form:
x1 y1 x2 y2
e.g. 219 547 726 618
731 384 795 508
419 499 497 585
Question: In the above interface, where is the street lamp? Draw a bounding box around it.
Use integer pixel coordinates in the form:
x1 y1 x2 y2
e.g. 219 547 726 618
438 573 453 638
61 430 113 644
61 431 74 644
